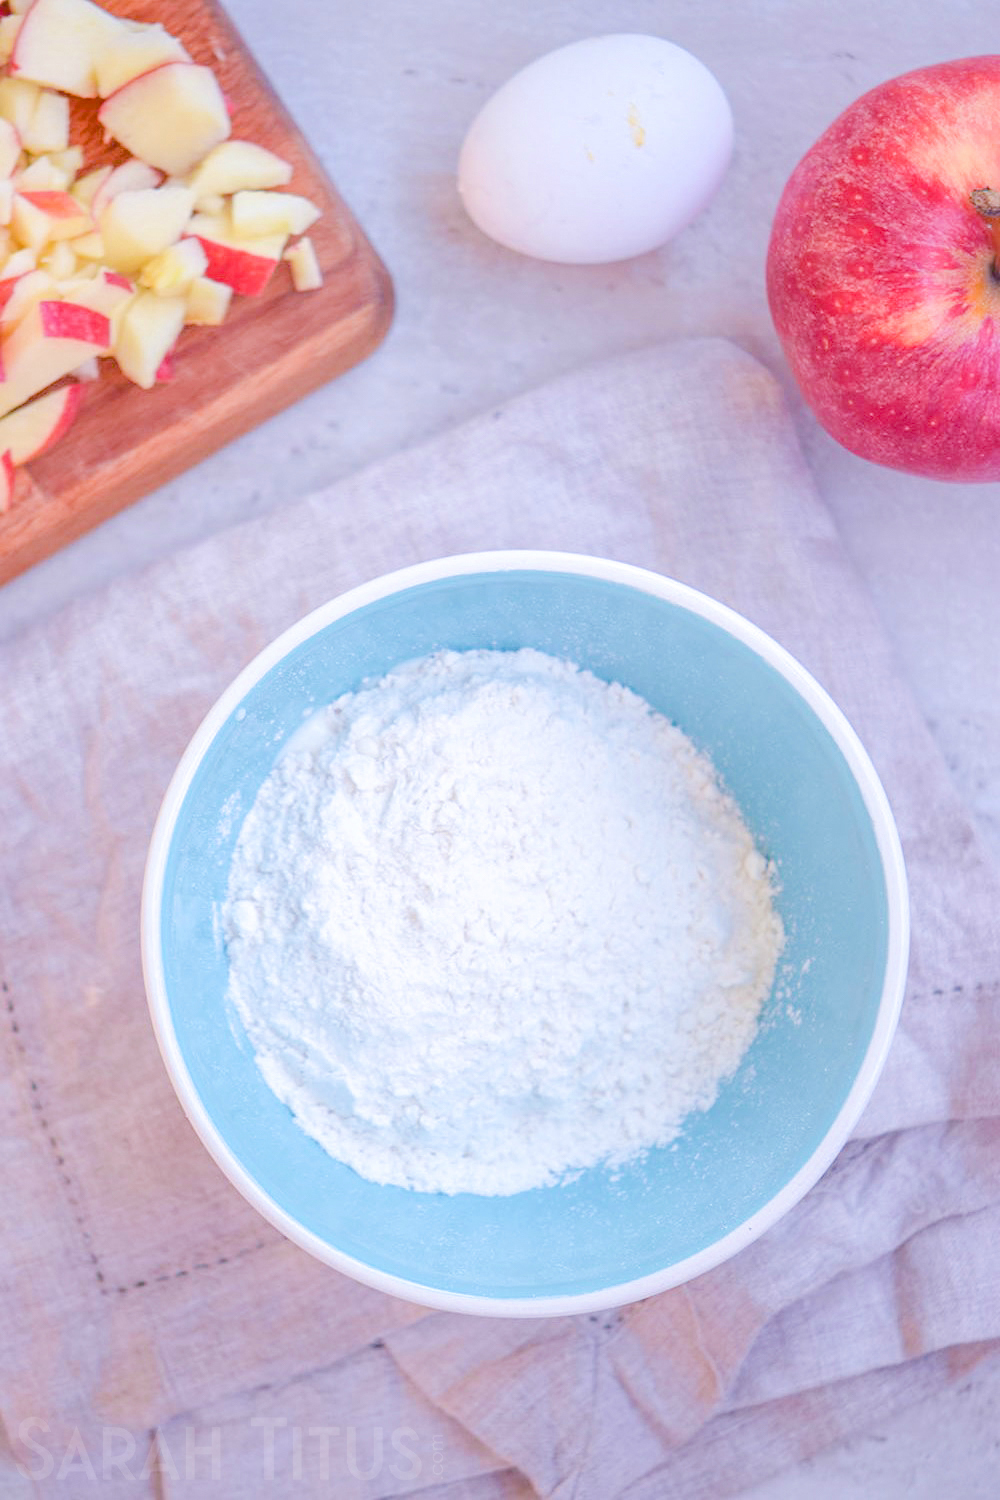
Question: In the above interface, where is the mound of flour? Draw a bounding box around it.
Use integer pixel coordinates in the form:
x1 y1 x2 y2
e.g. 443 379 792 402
222 647 784 1196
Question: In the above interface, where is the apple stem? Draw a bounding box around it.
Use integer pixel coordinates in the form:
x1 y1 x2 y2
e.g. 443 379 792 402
971 187 1000 279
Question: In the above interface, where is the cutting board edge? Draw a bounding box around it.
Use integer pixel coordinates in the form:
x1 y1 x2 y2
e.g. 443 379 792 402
0 255 394 588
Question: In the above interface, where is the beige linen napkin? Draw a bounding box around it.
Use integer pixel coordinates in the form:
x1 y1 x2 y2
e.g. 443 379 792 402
2 338 998 1499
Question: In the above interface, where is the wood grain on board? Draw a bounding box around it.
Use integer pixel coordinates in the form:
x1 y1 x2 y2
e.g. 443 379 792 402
0 0 394 584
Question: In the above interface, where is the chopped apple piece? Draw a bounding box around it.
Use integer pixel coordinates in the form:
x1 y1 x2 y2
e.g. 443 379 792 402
98 62 230 176
9 0 125 98
95 23 189 98
113 289 185 387
284 235 323 292
73 355 100 380
185 212 286 296
99 184 195 274
0 247 36 284
184 273 231 326
11 190 91 251
193 191 224 215
0 381 82 463
0 298 110 418
230 190 321 239
139 236 206 294
0 180 13 228
48 146 84 179
71 164 112 208
23 88 69 154
16 154 72 192
187 140 293 198
59 270 134 344
0 78 41 137
69 229 105 260
1 269 57 330
0 14 23 65
0 117 20 179
39 239 77 278
88 157 161 218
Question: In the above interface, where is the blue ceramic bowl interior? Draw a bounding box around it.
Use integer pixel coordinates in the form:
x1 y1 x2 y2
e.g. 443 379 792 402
156 566 892 1303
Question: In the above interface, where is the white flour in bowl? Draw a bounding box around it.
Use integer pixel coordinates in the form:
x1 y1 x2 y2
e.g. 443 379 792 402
222 647 784 1196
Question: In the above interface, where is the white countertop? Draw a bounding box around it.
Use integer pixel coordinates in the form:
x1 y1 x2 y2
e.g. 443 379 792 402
2 1 997 1491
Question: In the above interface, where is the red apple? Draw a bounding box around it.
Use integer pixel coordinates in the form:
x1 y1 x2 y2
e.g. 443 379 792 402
766 56 1000 482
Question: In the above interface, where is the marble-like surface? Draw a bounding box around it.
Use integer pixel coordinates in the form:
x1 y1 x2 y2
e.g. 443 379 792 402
1 1 997 1490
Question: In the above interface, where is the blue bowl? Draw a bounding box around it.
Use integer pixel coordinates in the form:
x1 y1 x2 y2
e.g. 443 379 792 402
142 551 908 1316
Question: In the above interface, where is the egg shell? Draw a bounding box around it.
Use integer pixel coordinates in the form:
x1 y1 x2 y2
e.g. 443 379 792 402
457 33 734 265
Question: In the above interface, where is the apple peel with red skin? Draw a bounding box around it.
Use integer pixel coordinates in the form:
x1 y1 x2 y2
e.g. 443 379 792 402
767 55 1000 482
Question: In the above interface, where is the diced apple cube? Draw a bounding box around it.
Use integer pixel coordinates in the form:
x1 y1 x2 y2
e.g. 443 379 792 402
0 297 110 418
284 235 323 292
16 154 72 192
185 212 286 296
0 78 41 137
23 88 69 154
186 140 293 198
0 118 20 179
139 236 206 294
39 238 77 278
113 289 185 388
48 146 84 178
192 191 224 215
98 62 230 177
99 184 195 274
9 0 125 98
184 274 231 326
0 180 13 228
0 247 36 284
69 229 105 260
230 190 320 239
0 14 23 66
0 381 82 463
55 268 134 342
11 191 92 251
71 165 112 208
0 269 57 329
95 22 190 97
88 158 161 219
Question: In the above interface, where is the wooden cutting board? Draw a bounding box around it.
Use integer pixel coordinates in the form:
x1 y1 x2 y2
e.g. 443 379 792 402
0 0 394 585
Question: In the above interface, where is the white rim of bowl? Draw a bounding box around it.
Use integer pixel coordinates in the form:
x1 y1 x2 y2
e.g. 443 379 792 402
141 549 910 1319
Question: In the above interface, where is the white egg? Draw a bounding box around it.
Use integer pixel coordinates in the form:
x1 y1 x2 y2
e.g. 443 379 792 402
457 33 734 265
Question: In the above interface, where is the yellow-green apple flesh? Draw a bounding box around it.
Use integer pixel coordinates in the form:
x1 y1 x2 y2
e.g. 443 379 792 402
767 56 1000 481
0 381 82 464
97 62 230 176
0 117 20 177
0 298 110 416
9 0 123 98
